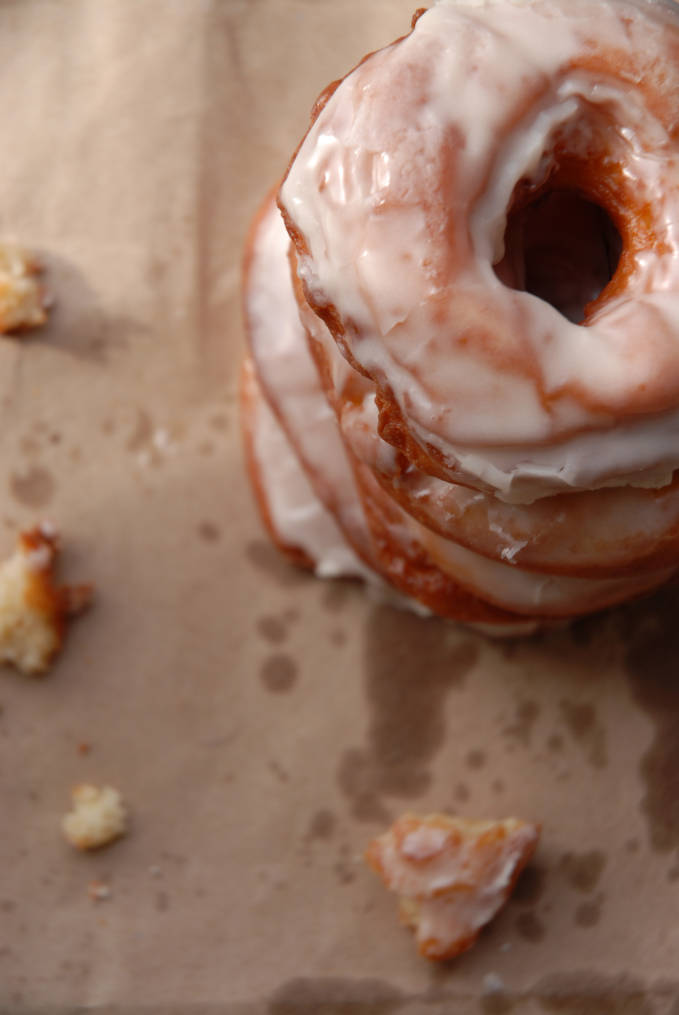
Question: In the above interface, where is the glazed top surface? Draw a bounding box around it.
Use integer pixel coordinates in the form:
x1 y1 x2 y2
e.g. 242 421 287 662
281 0 679 501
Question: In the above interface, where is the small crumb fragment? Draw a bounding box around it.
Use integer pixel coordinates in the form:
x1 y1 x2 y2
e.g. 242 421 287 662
0 525 93 675
88 879 112 902
62 784 127 851
77 742 92 756
365 813 540 961
483 972 506 996
0 244 49 333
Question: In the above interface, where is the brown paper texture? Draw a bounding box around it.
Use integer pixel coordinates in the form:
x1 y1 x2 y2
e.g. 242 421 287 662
1 1 679 1011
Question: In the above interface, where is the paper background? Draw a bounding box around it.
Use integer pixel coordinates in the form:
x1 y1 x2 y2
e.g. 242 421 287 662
1 1 679 1011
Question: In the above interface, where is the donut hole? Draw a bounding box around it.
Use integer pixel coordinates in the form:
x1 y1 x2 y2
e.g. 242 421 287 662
495 189 622 324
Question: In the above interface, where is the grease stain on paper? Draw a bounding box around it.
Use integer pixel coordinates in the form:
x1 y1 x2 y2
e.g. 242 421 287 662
559 851 606 894
260 654 298 693
558 700 607 768
622 589 679 853
338 605 478 822
268 977 405 1015
246 539 309 589
10 466 54 507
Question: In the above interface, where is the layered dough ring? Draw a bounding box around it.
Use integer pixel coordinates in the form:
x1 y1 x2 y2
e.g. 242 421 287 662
242 0 679 629
242 195 676 627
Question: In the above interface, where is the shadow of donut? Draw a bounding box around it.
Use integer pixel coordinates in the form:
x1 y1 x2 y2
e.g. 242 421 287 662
29 250 149 365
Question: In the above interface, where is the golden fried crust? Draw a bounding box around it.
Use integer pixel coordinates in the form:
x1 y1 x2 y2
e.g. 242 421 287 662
0 244 49 334
353 461 537 626
0 525 92 676
365 812 540 961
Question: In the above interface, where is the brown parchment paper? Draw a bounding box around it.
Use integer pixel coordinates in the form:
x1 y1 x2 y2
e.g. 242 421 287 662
2 1 679 1011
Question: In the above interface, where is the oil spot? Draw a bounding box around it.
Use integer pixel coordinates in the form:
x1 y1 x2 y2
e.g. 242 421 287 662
307 810 336 842
481 992 514 1015
269 760 289 784
19 434 40 456
625 838 639 854
454 782 470 803
467 748 486 769
622 590 679 852
512 865 546 906
574 894 603 928
246 540 308 589
533 971 654 1014
668 865 679 882
126 408 153 452
547 734 564 753
147 257 168 284
155 891 169 912
0 899 15 912
559 701 607 768
322 581 355 612
337 750 392 823
257 615 288 645
268 977 405 1015
492 779 505 794
335 860 356 885
503 700 540 747
10 466 54 507
559 851 606 893
338 606 479 821
516 910 545 942
101 418 115 436
70 447 82 463
330 628 347 647
210 413 229 432
198 440 214 456
260 654 298 693
197 521 220 542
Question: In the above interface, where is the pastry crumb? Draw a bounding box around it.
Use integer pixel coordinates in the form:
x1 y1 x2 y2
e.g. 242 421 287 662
483 972 506 995
88 879 112 902
0 525 92 675
365 812 540 961
62 784 127 851
0 244 49 333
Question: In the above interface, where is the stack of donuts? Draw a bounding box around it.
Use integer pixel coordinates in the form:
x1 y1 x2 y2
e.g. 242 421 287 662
242 0 679 632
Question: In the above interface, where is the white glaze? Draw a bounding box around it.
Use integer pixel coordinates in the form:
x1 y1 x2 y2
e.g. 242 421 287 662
249 365 372 581
370 816 539 956
245 198 371 545
280 0 679 501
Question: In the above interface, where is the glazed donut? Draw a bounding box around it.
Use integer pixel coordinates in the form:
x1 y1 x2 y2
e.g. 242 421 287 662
242 0 679 630
242 194 675 624
279 0 679 503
